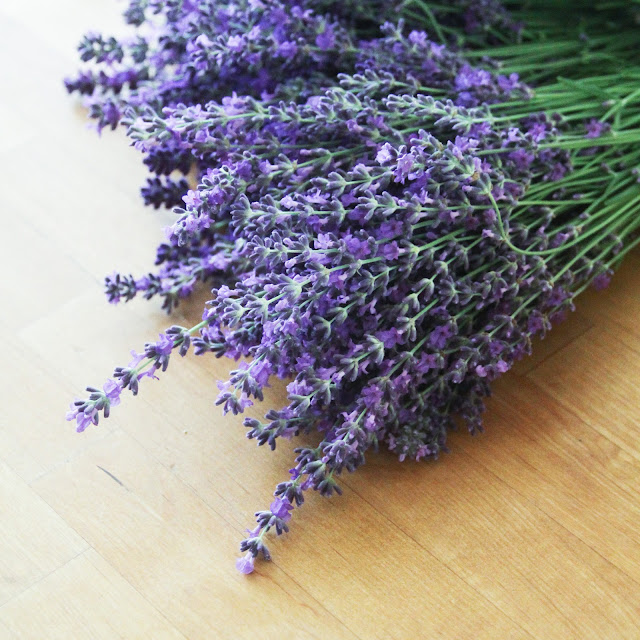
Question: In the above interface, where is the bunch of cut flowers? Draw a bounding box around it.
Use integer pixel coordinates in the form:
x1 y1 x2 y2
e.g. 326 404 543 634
65 0 640 573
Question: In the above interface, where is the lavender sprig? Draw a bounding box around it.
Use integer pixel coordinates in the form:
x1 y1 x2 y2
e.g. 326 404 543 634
67 319 216 432
66 2 640 573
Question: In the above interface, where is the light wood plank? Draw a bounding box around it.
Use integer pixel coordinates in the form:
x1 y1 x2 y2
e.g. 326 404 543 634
0 103 36 154
0 550 186 640
0 462 87 605
0 1 130 61
1 139 166 282
455 376 640 582
342 442 640 639
0 216 95 333
529 326 640 463
30 430 361 640
0 338 115 484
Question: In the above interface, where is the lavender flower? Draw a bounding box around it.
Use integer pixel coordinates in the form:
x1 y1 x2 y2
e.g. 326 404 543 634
66 1 640 573
67 380 122 433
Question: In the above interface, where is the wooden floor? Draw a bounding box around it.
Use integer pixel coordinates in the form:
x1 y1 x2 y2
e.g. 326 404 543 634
1 3 640 638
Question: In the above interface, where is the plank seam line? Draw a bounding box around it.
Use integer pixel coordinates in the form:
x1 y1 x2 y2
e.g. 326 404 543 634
112 425 363 640
460 447 640 595
0 548 88 611
85 549 189 640
339 479 537 639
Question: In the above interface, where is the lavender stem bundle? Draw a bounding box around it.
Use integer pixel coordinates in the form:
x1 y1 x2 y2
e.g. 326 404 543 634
65 1 640 573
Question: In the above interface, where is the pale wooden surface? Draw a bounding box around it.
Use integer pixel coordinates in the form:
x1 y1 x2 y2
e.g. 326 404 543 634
1 3 640 638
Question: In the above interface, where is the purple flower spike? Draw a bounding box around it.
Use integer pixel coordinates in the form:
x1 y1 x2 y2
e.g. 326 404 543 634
270 498 294 521
585 119 609 139
235 553 255 575
103 379 122 405
593 272 612 291
75 411 95 433
66 0 640 574
315 25 336 51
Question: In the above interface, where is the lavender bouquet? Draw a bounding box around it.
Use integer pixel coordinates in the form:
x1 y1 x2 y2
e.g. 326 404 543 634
65 0 640 573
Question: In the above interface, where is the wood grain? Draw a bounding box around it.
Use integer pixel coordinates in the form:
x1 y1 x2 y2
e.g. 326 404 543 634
1 3 639 638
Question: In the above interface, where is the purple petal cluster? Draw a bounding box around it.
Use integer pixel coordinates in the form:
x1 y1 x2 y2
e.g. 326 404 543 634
67 380 122 433
66 1 640 573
